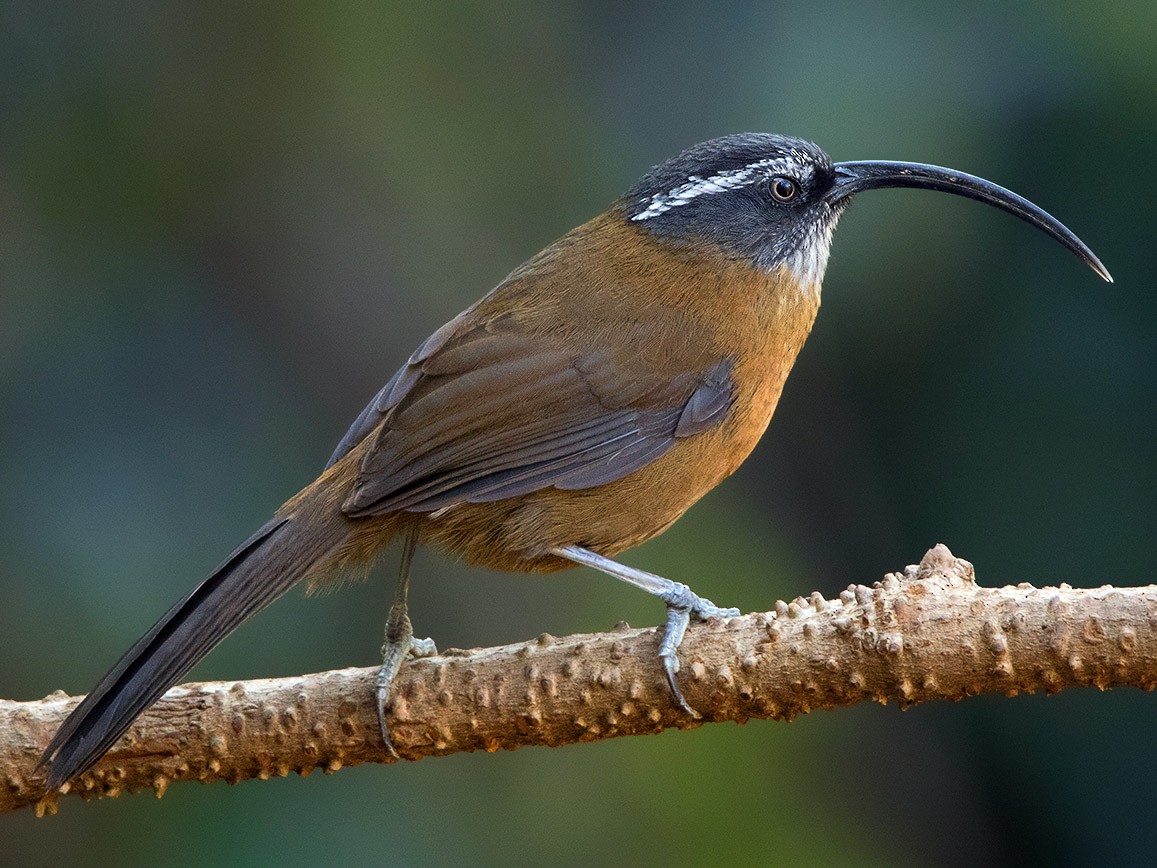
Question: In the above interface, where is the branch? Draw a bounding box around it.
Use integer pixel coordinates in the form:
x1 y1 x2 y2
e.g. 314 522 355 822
5 544 1157 815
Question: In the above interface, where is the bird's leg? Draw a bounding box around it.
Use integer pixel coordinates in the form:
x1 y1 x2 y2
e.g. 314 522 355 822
548 544 739 718
377 526 437 757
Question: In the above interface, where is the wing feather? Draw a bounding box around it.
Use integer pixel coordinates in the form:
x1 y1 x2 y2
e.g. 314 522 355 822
334 312 736 516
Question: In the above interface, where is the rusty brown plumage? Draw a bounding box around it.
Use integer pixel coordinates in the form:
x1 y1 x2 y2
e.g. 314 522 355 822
303 213 821 578
38 133 1107 789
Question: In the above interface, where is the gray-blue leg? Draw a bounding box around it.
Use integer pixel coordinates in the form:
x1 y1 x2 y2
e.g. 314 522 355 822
548 544 739 716
377 526 437 757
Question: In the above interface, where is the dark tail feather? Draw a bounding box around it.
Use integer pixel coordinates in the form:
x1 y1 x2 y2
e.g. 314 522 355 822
39 513 345 790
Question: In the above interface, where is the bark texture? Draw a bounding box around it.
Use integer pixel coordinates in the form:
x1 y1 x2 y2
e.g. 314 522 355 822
5 545 1156 815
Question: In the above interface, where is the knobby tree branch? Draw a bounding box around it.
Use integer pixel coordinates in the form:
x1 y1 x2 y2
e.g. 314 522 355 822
4 544 1156 815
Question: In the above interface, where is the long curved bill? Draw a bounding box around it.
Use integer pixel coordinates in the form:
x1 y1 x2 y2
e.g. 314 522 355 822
829 160 1112 282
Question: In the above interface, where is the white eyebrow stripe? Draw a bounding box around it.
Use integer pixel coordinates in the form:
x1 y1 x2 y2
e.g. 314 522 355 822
632 159 778 221
632 157 816 222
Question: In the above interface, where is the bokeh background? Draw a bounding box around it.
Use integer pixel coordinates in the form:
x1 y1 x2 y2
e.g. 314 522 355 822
2 2 1154 865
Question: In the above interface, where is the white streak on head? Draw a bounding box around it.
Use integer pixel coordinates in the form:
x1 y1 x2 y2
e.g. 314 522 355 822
632 156 816 222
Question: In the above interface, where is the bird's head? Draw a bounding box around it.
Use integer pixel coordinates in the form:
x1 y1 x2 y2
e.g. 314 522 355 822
622 133 1110 288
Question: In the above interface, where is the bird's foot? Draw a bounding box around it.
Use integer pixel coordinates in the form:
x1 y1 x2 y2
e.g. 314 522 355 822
376 632 438 758
546 545 740 720
657 583 740 718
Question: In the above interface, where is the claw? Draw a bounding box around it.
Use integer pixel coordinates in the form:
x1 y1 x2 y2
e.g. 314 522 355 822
376 634 438 757
659 594 739 716
546 544 740 721
661 643 700 718
376 665 400 759
661 606 694 717
376 526 431 757
659 603 704 717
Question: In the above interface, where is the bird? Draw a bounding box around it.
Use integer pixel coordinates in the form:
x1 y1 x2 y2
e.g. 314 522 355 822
37 133 1110 791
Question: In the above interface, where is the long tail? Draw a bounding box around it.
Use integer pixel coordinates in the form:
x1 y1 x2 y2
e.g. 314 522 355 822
39 506 351 790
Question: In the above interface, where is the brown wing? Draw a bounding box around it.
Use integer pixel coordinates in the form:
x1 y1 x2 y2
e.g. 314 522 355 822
335 312 736 517
326 312 470 470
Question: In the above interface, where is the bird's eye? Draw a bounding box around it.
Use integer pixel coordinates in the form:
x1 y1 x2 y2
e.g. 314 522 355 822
770 176 800 203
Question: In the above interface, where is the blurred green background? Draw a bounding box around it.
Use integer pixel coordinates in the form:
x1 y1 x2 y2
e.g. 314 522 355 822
2 1 1154 865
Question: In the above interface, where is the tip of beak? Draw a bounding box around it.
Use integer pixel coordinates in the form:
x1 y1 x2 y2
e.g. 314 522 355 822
1076 243 1112 282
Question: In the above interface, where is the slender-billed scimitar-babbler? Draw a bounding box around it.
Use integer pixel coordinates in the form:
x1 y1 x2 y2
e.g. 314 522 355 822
39 134 1110 790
